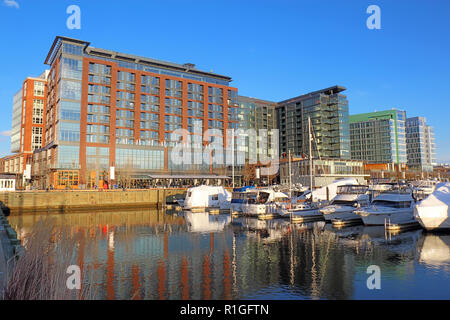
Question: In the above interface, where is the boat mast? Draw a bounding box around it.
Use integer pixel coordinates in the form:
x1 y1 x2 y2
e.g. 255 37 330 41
308 116 314 200
289 149 292 200
232 128 235 188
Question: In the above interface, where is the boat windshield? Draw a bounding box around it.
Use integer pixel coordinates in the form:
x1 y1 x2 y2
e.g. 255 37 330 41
331 200 357 206
337 185 368 194
372 200 411 208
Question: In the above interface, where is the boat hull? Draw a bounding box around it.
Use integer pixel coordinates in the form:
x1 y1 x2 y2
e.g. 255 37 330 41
241 204 280 216
357 208 414 226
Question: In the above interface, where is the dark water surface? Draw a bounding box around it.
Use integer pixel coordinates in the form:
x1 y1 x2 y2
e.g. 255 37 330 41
8 208 450 300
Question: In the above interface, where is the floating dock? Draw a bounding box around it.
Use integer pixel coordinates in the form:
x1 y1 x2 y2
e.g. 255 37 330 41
385 220 422 232
287 213 324 224
332 217 363 228
257 213 280 220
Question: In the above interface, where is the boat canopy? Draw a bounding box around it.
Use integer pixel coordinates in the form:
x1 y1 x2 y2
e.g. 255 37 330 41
184 185 231 209
312 178 360 202
416 182 450 209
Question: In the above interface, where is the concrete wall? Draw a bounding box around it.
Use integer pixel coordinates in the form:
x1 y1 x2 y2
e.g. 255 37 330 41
0 189 187 214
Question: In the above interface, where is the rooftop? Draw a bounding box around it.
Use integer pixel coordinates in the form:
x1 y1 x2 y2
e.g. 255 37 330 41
277 85 347 105
45 36 232 82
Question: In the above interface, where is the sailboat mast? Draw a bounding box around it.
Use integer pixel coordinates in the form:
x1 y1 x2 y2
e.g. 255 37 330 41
232 128 235 188
289 149 292 200
308 117 314 196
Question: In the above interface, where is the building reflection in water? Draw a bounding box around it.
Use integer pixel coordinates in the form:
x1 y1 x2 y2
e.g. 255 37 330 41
7 208 450 300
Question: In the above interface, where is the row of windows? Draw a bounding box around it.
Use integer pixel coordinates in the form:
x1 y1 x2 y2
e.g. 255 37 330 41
86 134 110 144
116 148 164 170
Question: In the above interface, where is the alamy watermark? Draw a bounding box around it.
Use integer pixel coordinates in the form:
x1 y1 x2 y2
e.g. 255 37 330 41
366 5 381 30
66 5 81 30
169 120 280 176
366 265 381 290
66 265 81 290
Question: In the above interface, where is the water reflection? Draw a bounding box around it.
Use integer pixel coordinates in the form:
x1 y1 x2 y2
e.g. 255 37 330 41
7 209 450 300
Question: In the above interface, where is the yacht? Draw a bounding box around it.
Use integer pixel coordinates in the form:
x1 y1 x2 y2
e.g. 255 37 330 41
183 185 232 211
320 185 370 222
355 189 416 226
230 186 256 212
241 188 289 216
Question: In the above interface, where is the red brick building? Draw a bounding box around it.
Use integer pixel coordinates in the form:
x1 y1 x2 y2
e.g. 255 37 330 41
31 36 239 189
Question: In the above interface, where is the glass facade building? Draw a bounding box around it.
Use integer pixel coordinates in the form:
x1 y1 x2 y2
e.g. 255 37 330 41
277 86 350 159
33 36 238 188
349 109 407 164
406 117 436 172
237 96 278 161
11 89 22 153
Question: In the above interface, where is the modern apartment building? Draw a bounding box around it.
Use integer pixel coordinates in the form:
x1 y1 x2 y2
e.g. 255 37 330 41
277 86 350 160
31 36 239 189
350 109 407 164
237 96 277 160
406 116 436 172
0 71 49 184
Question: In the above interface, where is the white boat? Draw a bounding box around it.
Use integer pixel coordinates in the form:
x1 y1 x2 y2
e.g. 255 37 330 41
355 190 416 226
414 182 450 231
310 178 360 202
183 185 232 210
320 185 370 221
184 211 231 233
241 189 289 216
230 186 256 212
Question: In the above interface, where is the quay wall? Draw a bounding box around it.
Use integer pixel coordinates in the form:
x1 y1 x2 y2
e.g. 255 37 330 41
0 207 23 298
0 189 187 214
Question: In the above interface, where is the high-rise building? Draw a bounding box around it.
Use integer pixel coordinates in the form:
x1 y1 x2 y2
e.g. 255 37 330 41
276 86 350 159
0 71 49 182
406 116 436 172
350 109 407 164
237 96 277 160
32 36 239 189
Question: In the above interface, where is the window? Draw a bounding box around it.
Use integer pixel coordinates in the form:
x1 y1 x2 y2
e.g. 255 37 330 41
34 81 45 97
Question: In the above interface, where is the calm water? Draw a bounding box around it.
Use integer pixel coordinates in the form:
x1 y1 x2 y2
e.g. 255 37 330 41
7 208 450 300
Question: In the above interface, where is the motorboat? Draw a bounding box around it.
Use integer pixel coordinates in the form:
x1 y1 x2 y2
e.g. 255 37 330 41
183 185 232 211
241 188 289 216
414 182 450 231
320 185 370 222
230 186 256 212
355 189 416 226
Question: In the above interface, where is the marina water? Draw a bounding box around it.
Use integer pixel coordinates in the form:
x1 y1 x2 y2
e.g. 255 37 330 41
7 208 450 300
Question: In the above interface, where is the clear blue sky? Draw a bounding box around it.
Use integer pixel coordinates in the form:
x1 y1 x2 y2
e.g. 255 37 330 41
0 0 449 162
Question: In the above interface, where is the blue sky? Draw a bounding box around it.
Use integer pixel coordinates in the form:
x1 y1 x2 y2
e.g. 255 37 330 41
0 0 449 162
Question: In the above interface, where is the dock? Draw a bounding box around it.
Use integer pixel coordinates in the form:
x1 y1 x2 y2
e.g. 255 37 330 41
385 220 422 232
287 213 324 224
332 217 363 228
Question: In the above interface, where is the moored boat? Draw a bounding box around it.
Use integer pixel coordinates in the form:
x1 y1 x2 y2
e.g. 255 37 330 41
355 189 416 226
414 182 450 231
183 185 232 211
241 188 289 217
320 185 370 222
